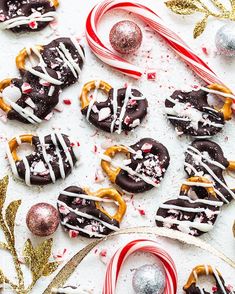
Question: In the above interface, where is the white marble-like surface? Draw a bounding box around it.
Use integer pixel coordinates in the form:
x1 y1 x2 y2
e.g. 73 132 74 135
0 0 234 293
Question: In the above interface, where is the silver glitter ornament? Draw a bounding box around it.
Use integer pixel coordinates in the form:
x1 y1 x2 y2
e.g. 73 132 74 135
215 23 235 56
132 263 166 294
109 20 142 54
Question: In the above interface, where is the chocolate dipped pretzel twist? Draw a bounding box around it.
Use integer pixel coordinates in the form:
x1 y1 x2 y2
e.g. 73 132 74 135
184 265 235 294
185 139 235 204
16 37 85 88
0 67 60 124
0 0 59 32
7 133 79 185
101 138 170 193
156 177 223 236
80 80 148 134
165 84 234 137
57 186 126 238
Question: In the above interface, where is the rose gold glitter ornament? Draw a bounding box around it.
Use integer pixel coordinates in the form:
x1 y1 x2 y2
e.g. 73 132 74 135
109 20 142 54
26 203 59 237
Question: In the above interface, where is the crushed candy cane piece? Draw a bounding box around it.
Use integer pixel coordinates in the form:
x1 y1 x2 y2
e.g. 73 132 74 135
69 230 79 238
98 107 111 121
29 21 38 29
63 99 72 105
21 82 32 94
147 70 157 81
141 143 153 153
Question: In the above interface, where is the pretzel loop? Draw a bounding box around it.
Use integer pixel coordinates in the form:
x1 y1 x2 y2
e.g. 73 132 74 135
183 265 221 290
51 0 59 8
0 79 13 113
94 188 126 222
8 135 34 162
16 46 43 71
80 80 112 109
181 176 216 198
101 146 130 183
208 84 234 121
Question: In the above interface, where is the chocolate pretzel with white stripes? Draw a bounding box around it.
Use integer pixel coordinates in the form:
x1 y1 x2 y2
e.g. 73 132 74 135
16 37 85 88
57 186 126 238
185 140 235 204
156 177 222 236
183 265 235 294
0 0 59 33
7 133 79 186
101 138 170 193
80 80 148 134
165 84 234 137
0 67 60 124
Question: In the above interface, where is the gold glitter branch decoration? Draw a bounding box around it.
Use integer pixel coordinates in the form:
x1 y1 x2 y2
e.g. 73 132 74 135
0 176 59 294
165 0 235 38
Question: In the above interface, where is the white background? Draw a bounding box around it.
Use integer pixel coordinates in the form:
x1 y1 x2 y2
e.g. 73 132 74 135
0 0 234 293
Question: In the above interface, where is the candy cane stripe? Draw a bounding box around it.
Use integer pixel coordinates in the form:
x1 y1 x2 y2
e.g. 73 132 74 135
86 0 234 107
102 239 177 294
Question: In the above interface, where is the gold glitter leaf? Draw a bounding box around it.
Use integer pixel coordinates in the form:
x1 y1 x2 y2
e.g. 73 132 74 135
165 0 235 37
193 15 208 38
0 242 9 250
5 200 21 237
165 0 200 15
42 262 59 277
0 176 9 211
24 239 54 279
0 269 4 283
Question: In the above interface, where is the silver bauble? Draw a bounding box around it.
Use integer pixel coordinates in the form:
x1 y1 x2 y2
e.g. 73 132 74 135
132 263 166 294
215 23 235 56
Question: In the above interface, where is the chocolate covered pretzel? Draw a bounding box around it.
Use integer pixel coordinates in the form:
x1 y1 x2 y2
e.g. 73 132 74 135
101 138 170 193
7 133 79 185
80 80 148 134
57 186 126 238
156 177 223 236
0 0 59 32
165 84 234 137
185 140 235 204
0 67 60 124
16 37 85 88
184 265 234 294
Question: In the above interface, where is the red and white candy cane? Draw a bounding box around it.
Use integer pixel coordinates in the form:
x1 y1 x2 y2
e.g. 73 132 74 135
102 239 177 294
86 0 235 107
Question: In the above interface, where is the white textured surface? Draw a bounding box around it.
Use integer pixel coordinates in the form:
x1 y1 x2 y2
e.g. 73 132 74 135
0 0 234 293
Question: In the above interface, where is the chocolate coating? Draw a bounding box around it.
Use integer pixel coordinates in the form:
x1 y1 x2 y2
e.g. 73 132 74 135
7 66 60 124
165 89 225 137
184 275 234 294
82 87 148 133
15 134 77 185
58 186 119 238
0 0 56 32
41 37 85 88
116 138 170 193
184 140 234 203
156 185 221 237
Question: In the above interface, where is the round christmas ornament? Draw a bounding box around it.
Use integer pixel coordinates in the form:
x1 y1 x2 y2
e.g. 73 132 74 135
26 203 59 237
109 20 142 54
103 239 177 294
215 23 235 56
132 263 166 294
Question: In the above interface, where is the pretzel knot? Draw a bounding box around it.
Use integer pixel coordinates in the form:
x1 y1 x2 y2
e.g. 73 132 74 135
0 79 13 113
208 84 234 120
8 135 33 162
80 80 112 109
16 46 43 71
183 265 234 294
89 188 126 223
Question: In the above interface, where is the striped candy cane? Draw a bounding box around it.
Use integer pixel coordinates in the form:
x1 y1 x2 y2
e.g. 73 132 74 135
86 0 235 109
102 239 177 294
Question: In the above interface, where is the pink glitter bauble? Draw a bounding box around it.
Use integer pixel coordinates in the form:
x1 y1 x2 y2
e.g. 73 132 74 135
26 203 59 237
109 20 142 54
